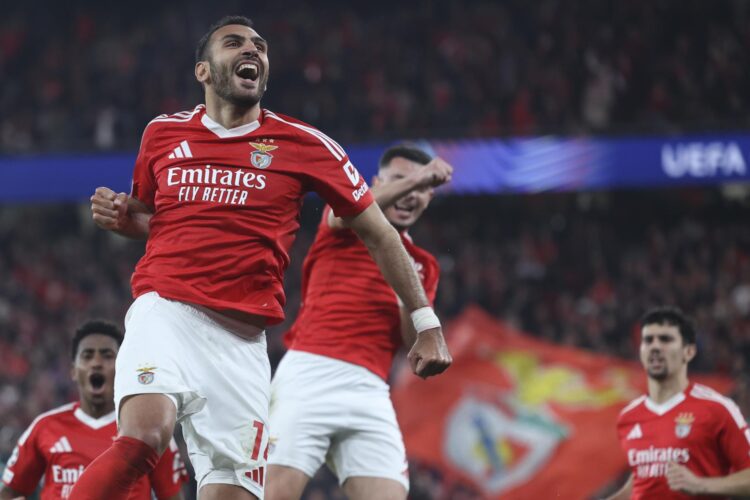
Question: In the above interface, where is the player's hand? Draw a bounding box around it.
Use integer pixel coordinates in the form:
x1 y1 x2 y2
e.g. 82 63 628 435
91 187 130 231
412 157 453 189
666 462 706 495
407 327 452 378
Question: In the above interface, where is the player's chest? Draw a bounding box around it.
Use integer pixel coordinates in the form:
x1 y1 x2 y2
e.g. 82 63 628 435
152 136 303 207
622 408 715 451
40 431 113 479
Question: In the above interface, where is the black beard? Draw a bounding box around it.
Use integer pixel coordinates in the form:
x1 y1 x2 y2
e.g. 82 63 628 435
209 60 267 108
647 368 668 381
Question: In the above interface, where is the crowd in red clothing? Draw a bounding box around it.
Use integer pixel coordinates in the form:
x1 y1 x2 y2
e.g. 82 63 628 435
2 0 750 153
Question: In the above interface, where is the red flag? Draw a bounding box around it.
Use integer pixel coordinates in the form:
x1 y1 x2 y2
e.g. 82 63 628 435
392 307 733 499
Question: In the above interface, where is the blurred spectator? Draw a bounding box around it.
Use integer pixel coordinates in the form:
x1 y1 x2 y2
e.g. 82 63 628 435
2 0 750 153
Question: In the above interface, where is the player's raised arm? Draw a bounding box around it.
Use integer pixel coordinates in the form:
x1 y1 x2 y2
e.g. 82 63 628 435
328 157 452 230
345 203 452 378
90 187 152 239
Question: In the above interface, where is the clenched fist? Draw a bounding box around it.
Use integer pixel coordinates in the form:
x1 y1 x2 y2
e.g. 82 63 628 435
407 327 452 378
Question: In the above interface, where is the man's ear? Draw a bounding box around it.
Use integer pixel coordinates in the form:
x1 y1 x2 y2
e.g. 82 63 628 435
371 174 381 187
195 61 210 85
684 343 697 363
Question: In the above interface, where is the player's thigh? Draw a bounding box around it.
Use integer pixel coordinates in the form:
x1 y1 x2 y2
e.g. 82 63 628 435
265 464 311 500
120 292 272 497
118 393 176 454
199 483 258 500
328 388 409 493
268 352 338 478
181 323 271 498
343 476 407 500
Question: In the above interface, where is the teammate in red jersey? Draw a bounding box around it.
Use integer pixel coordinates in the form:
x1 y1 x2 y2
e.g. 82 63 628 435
265 144 452 500
79 15 450 500
607 307 750 500
0 320 187 500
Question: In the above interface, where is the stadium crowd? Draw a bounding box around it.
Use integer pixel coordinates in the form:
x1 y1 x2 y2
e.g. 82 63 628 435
1 187 750 497
2 0 750 153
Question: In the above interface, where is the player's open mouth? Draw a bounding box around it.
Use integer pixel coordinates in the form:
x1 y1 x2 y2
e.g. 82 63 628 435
394 202 415 217
235 61 260 82
89 373 106 390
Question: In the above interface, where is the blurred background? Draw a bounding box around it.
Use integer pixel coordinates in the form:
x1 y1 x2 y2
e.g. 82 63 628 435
2 0 750 498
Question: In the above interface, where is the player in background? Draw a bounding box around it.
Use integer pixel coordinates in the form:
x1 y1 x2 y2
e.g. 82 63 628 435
607 307 750 499
0 320 187 500
266 144 452 500
79 15 451 500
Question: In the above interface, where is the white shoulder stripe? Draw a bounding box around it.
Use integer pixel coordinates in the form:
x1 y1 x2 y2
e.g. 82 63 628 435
18 402 76 446
691 384 747 429
148 105 204 126
620 395 647 416
265 111 345 161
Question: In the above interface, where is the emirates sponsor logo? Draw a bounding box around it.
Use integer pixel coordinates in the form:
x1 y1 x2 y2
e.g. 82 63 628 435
628 446 690 478
166 165 267 205
52 464 85 484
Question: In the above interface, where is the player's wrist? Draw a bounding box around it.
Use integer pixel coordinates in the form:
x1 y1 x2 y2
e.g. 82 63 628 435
411 306 441 334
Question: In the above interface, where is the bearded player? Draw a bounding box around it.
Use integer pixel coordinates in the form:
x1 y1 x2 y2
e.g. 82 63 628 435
607 307 750 499
79 15 450 500
0 320 187 500
266 144 452 500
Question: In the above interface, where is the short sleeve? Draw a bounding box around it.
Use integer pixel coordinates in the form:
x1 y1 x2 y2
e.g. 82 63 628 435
716 400 750 471
2 422 46 495
149 438 188 498
130 123 159 210
298 131 373 217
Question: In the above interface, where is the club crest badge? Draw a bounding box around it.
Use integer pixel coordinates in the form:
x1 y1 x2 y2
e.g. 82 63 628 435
249 141 278 169
136 366 157 385
674 412 694 438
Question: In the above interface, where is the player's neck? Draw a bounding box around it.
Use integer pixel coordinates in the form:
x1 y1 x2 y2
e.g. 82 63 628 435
648 375 689 404
79 400 115 419
204 94 261 129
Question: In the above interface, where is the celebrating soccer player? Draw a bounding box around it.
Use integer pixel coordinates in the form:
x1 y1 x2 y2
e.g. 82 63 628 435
0 320 187 500
80 15 450 500
607 307 750 499
266 145 452 500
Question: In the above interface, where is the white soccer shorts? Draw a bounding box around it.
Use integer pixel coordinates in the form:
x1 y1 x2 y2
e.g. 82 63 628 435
115 291 271 498
268 350 409 492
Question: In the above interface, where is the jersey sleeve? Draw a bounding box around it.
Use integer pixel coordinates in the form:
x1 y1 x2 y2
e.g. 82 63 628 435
148 438 188 498
2 421 46 495
424 256 440 305
298 131 374 217
130 122 160 210
716 399 750 471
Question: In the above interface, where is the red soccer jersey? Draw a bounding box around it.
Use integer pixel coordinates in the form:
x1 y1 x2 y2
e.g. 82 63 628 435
130 106 373 324
617 383 750 500
2 402 188 499
283 206 439 380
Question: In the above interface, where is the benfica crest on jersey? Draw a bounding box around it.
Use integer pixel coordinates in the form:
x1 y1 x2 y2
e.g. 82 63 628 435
674 412 695 438
136 366 157 385
249 141 278 169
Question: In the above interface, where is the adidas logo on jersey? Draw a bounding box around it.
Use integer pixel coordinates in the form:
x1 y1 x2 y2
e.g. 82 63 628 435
626 424 643 440
168 140 193 159
50 436 73 453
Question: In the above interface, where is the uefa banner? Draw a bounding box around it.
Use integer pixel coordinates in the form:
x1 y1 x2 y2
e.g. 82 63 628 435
2 133 750 201
391 307 733 499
